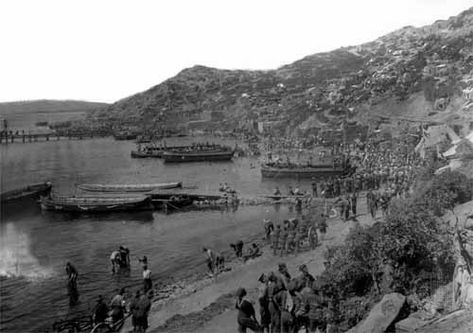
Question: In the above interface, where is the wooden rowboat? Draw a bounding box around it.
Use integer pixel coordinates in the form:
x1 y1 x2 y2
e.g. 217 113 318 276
130 145 189 158
151 197 194 210
130 150 163 158
162 149 234 163
77 182 182 193
260 163 345 178
1 182 52 203
262 194 310 200
40 195 152 213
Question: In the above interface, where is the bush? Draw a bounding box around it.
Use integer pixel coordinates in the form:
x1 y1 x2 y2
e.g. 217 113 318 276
415 170 473 216
322 223 383 298
318 167 469 330
320 180 458 329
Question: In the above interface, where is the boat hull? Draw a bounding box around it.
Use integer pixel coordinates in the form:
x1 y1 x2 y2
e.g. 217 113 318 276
130 145 190 158
263 194 310 200
162 150 234 163
77 182 182 193
151 197 194 210
130 150 163 158
40 196 152 213
261 165 345 178
1 182 52 203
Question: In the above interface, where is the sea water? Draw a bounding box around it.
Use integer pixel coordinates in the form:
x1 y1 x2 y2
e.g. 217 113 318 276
0 137 315 332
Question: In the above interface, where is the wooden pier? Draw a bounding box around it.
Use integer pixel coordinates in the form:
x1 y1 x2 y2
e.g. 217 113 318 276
0 133 103 144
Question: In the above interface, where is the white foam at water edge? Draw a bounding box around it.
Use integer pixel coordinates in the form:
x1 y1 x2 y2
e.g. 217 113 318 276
0 223 54 280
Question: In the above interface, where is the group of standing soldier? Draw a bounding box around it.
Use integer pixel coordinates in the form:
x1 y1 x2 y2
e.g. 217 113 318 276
268 215 327 257
236 263 334 333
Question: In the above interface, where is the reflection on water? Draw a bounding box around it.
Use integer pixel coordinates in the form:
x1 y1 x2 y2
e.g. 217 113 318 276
0 137 317 332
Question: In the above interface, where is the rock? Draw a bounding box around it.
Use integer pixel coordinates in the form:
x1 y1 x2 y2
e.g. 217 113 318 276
465 217 473 230
395 314 428 332
415 309 473 333
346 293 406 333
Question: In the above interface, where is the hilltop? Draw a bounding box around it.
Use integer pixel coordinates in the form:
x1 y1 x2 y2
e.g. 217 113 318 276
0 100 108 115
91 7 473 136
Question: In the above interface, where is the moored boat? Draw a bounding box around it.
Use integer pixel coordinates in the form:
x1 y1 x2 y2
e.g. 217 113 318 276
130 150 163 158
130 145 189 158
40 195 152 213
77 182 182 193
1 182 52 203
262 194 310 200
260 163 345 178
162 146 234 163
151 196 194 210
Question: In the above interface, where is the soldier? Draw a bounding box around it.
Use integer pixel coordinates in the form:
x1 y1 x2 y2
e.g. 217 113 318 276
267 273 283 332
320 180 326 198
350 192 358 218
286 229 296 254
298 264 315 289
339 196 348 222
264 219 274 243
333 177 341 197
274 286 295 333
272 225 281 255
307 280 328 333
318 213 328 240
258 274 271 333
308 223 318 250
279 227 289 257
353 176 361 193
293 227 302 255
311 182 317 197
296 223 307 253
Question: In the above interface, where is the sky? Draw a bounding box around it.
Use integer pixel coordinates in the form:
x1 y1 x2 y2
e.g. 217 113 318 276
0 0 472 103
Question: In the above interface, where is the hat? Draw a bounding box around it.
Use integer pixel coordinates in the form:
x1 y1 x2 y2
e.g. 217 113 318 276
258 273 266 283
236 287 247 298
278 263 287 270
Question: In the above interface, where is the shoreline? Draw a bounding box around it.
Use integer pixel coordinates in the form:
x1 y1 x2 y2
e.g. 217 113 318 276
124 194 375 333
140 198 337 307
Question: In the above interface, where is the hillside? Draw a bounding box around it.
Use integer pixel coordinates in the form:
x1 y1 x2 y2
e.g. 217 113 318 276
92 7 473 136
0 100 108 115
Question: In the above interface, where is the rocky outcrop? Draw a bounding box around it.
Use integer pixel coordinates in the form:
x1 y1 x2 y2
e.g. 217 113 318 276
416 309 473 333
346 293 406 333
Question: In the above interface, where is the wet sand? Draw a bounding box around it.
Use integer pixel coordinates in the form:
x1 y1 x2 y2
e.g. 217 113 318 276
123 194 377 333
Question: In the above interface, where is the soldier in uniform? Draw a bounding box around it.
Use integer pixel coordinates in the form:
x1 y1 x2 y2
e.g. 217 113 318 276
279 227 289 257
287 229 296 254
272 225 281 255
350 192 358 218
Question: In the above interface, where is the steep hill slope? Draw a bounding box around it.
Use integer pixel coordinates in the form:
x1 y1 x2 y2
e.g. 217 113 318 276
92 7 473 136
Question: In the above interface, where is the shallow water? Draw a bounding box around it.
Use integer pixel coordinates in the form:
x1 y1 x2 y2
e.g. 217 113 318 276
0 137 316 332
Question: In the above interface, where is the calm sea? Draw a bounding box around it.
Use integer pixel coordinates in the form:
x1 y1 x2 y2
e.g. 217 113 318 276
0 137 315 333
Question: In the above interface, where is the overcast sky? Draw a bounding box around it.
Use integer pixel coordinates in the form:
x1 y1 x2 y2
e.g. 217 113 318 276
0 0 471 103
